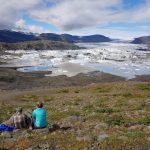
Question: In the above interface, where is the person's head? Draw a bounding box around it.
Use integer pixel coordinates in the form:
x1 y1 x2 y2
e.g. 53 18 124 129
16 107 23 114
37 101 43 108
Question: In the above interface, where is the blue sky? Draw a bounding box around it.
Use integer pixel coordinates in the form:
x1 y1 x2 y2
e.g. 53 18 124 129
0 0 150 39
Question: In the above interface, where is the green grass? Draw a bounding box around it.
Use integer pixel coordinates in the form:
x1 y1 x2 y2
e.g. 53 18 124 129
0 106 15 123
0 82 150 150
122 92 133 98
138 115 150 125
105 114 126 126
137 83 150 90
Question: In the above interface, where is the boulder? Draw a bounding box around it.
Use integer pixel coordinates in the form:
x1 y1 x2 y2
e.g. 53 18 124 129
61 115 85 127
97 133 109 142
95 123 109 130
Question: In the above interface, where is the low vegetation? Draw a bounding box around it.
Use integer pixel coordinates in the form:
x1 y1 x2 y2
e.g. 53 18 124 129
0 82 150 150
0 40 80 50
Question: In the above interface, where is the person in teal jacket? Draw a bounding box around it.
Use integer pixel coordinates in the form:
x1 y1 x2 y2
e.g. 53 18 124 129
32 102 48 128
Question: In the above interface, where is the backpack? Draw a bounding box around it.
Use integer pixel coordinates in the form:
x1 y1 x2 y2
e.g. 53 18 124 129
0 124 15 131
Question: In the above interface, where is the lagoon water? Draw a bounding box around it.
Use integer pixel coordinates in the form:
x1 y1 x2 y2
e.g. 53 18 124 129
0 42 150 79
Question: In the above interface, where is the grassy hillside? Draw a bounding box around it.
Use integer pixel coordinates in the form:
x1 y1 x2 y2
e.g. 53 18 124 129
0 40 80 50
0 82 150 150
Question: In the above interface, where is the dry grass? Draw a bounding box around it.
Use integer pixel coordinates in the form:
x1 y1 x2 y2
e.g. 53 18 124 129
0 81 150 150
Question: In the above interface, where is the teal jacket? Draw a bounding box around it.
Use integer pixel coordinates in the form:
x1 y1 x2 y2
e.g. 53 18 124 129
32 108 48 128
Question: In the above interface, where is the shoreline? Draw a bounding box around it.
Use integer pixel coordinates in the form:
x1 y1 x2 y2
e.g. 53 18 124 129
0 67 149 90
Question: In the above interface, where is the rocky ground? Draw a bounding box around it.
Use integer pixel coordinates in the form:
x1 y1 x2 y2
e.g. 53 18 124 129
0 80 150 150
0 68 125 90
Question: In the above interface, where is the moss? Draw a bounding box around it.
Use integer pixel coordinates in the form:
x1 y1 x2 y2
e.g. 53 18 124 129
82 104 95 114
58 89 69 93
138 115 150 125
137 83 150 90
105 114 126 126
96 108 119 114
122 92 133 98
93 87 110 93
0 106 15 122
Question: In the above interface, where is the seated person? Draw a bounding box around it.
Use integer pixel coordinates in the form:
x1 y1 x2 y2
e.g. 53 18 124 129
4 107 31 129
32 102 48 129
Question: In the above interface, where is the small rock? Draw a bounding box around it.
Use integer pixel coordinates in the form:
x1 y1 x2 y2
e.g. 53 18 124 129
32 128 49 134
147 137 150 141
49 124 60 133
1 131 13 138
143 125 150 133
95 123 108 130
13 130 31 139
25 144 39 150
62 115 85 127
76 135 93 142
97 133 109 142
128 124 144 131
118 136 128 141
38 142 50 150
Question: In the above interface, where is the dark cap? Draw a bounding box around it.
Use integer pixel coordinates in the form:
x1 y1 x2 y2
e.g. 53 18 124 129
16 107 23 113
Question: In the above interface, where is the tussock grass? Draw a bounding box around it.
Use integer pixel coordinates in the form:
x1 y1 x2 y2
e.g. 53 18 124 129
0 81 150 149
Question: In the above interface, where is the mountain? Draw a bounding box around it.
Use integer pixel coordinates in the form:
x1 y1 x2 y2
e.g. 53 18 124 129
0 30 38 43
132 36 150 48
0 40 80 50
39 33 112 43
0 30 112 43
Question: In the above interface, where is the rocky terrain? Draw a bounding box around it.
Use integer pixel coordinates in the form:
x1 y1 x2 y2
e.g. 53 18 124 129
0 68 125 90
0 81 150 150
0 40 80 50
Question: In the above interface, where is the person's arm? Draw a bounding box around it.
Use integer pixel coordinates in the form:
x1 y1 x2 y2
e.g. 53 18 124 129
9 116 15 127
32 111 36 120
24 114 32 128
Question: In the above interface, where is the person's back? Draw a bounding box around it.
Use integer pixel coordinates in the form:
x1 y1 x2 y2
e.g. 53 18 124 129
11 108 31 129
32 102 48 128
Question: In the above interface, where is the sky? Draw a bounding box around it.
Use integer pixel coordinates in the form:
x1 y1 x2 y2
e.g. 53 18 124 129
0 0 150 39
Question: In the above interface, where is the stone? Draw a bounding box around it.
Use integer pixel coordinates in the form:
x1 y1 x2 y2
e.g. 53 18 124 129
97 133 109 142
95 123 109 130
143 125 150 133
118 136 128 141
76 135 93 142
13 130 31 139
32 128 49 134
128 124 144 131
147 137 150 141
62 115 85 127
38 142 50 150
49 124 60 133
1 131 13 138
25 144 39 150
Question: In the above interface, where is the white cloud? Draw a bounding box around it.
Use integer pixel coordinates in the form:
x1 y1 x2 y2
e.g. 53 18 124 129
30 0 123 30
0 0 150 39
15 19 50 33
0 0 42 29
130 1 150 22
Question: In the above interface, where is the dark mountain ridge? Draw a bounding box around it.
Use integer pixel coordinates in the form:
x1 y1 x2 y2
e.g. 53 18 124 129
0 30 112 43
39 33 112 43
0 30 38 43
132 36 150 48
